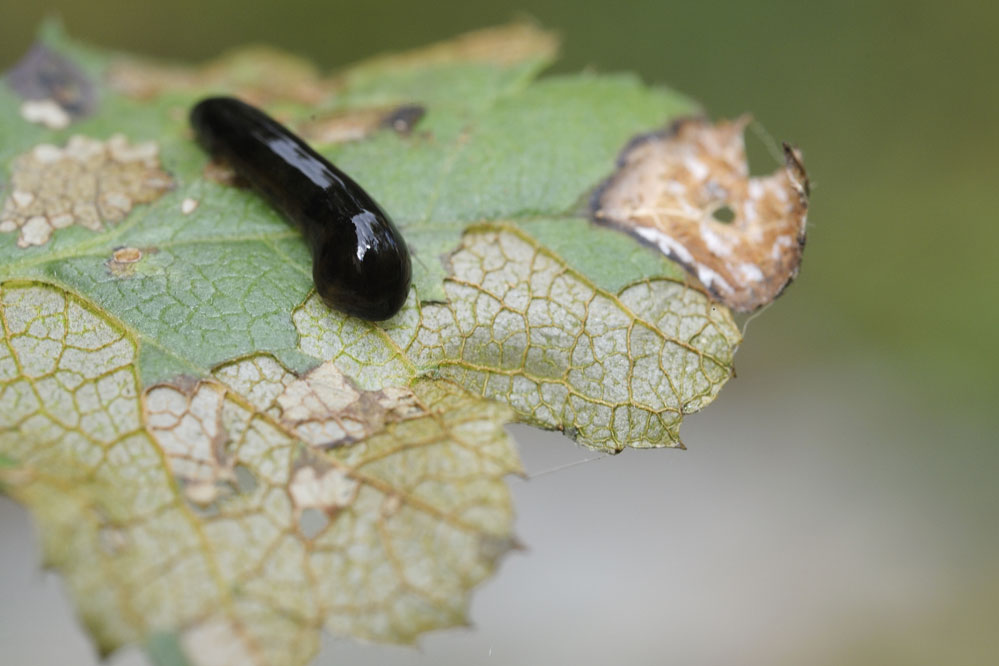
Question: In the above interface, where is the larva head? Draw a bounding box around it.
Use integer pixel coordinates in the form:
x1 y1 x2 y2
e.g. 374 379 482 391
312 208 411 321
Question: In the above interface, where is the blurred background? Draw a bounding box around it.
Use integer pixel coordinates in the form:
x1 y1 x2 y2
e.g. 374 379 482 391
1 1 996 664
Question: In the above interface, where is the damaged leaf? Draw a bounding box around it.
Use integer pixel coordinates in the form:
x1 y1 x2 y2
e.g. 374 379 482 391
107 45 332 106
0 134 172 247
592 117 809 311
0 20 803 666
0 282 517 660
6 42 96 128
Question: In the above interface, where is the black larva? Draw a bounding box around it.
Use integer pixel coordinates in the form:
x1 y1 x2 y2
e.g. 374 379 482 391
190 96 411 321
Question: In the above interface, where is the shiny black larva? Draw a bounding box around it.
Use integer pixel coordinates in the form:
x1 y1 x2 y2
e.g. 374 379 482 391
190 96 411 321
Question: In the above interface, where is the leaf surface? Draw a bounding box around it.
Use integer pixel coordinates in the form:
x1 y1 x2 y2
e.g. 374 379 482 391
0 23 743 665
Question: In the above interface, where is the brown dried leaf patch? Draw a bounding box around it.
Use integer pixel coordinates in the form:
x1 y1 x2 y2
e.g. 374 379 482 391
0 135 173 247
274 363 423 449
105 246 146 278
146 357 428 506
296 104 426 145
107 46 335 105
593 117 809 312
348 22 558 73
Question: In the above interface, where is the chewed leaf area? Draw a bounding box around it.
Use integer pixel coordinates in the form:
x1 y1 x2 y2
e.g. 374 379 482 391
0 21 778 665
0 282 519 662
0 135 172 247
406 226 739 449
593 117 809 311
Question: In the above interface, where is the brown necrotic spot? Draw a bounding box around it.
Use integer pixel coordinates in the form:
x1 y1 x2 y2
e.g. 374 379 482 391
358 22 558 69
202 159 242 186
112 246 142 263
381 104 425 134
6 43 96 127
592 116 809 312
106 246 144 278
144 380 241 508
1 135 173 248
296 103 426 145
275 363 423 449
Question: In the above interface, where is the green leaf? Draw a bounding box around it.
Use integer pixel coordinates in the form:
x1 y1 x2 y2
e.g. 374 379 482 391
1 22 743 665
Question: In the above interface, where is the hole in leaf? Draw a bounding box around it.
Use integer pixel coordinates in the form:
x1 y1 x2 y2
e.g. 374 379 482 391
712 205 736 224
299 508 329 539
234 464 257 493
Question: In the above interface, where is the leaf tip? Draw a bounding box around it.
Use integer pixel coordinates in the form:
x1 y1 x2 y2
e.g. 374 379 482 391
592 116 809 312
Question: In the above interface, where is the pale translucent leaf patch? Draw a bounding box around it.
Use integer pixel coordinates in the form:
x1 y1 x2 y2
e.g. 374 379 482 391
1 282 519 662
